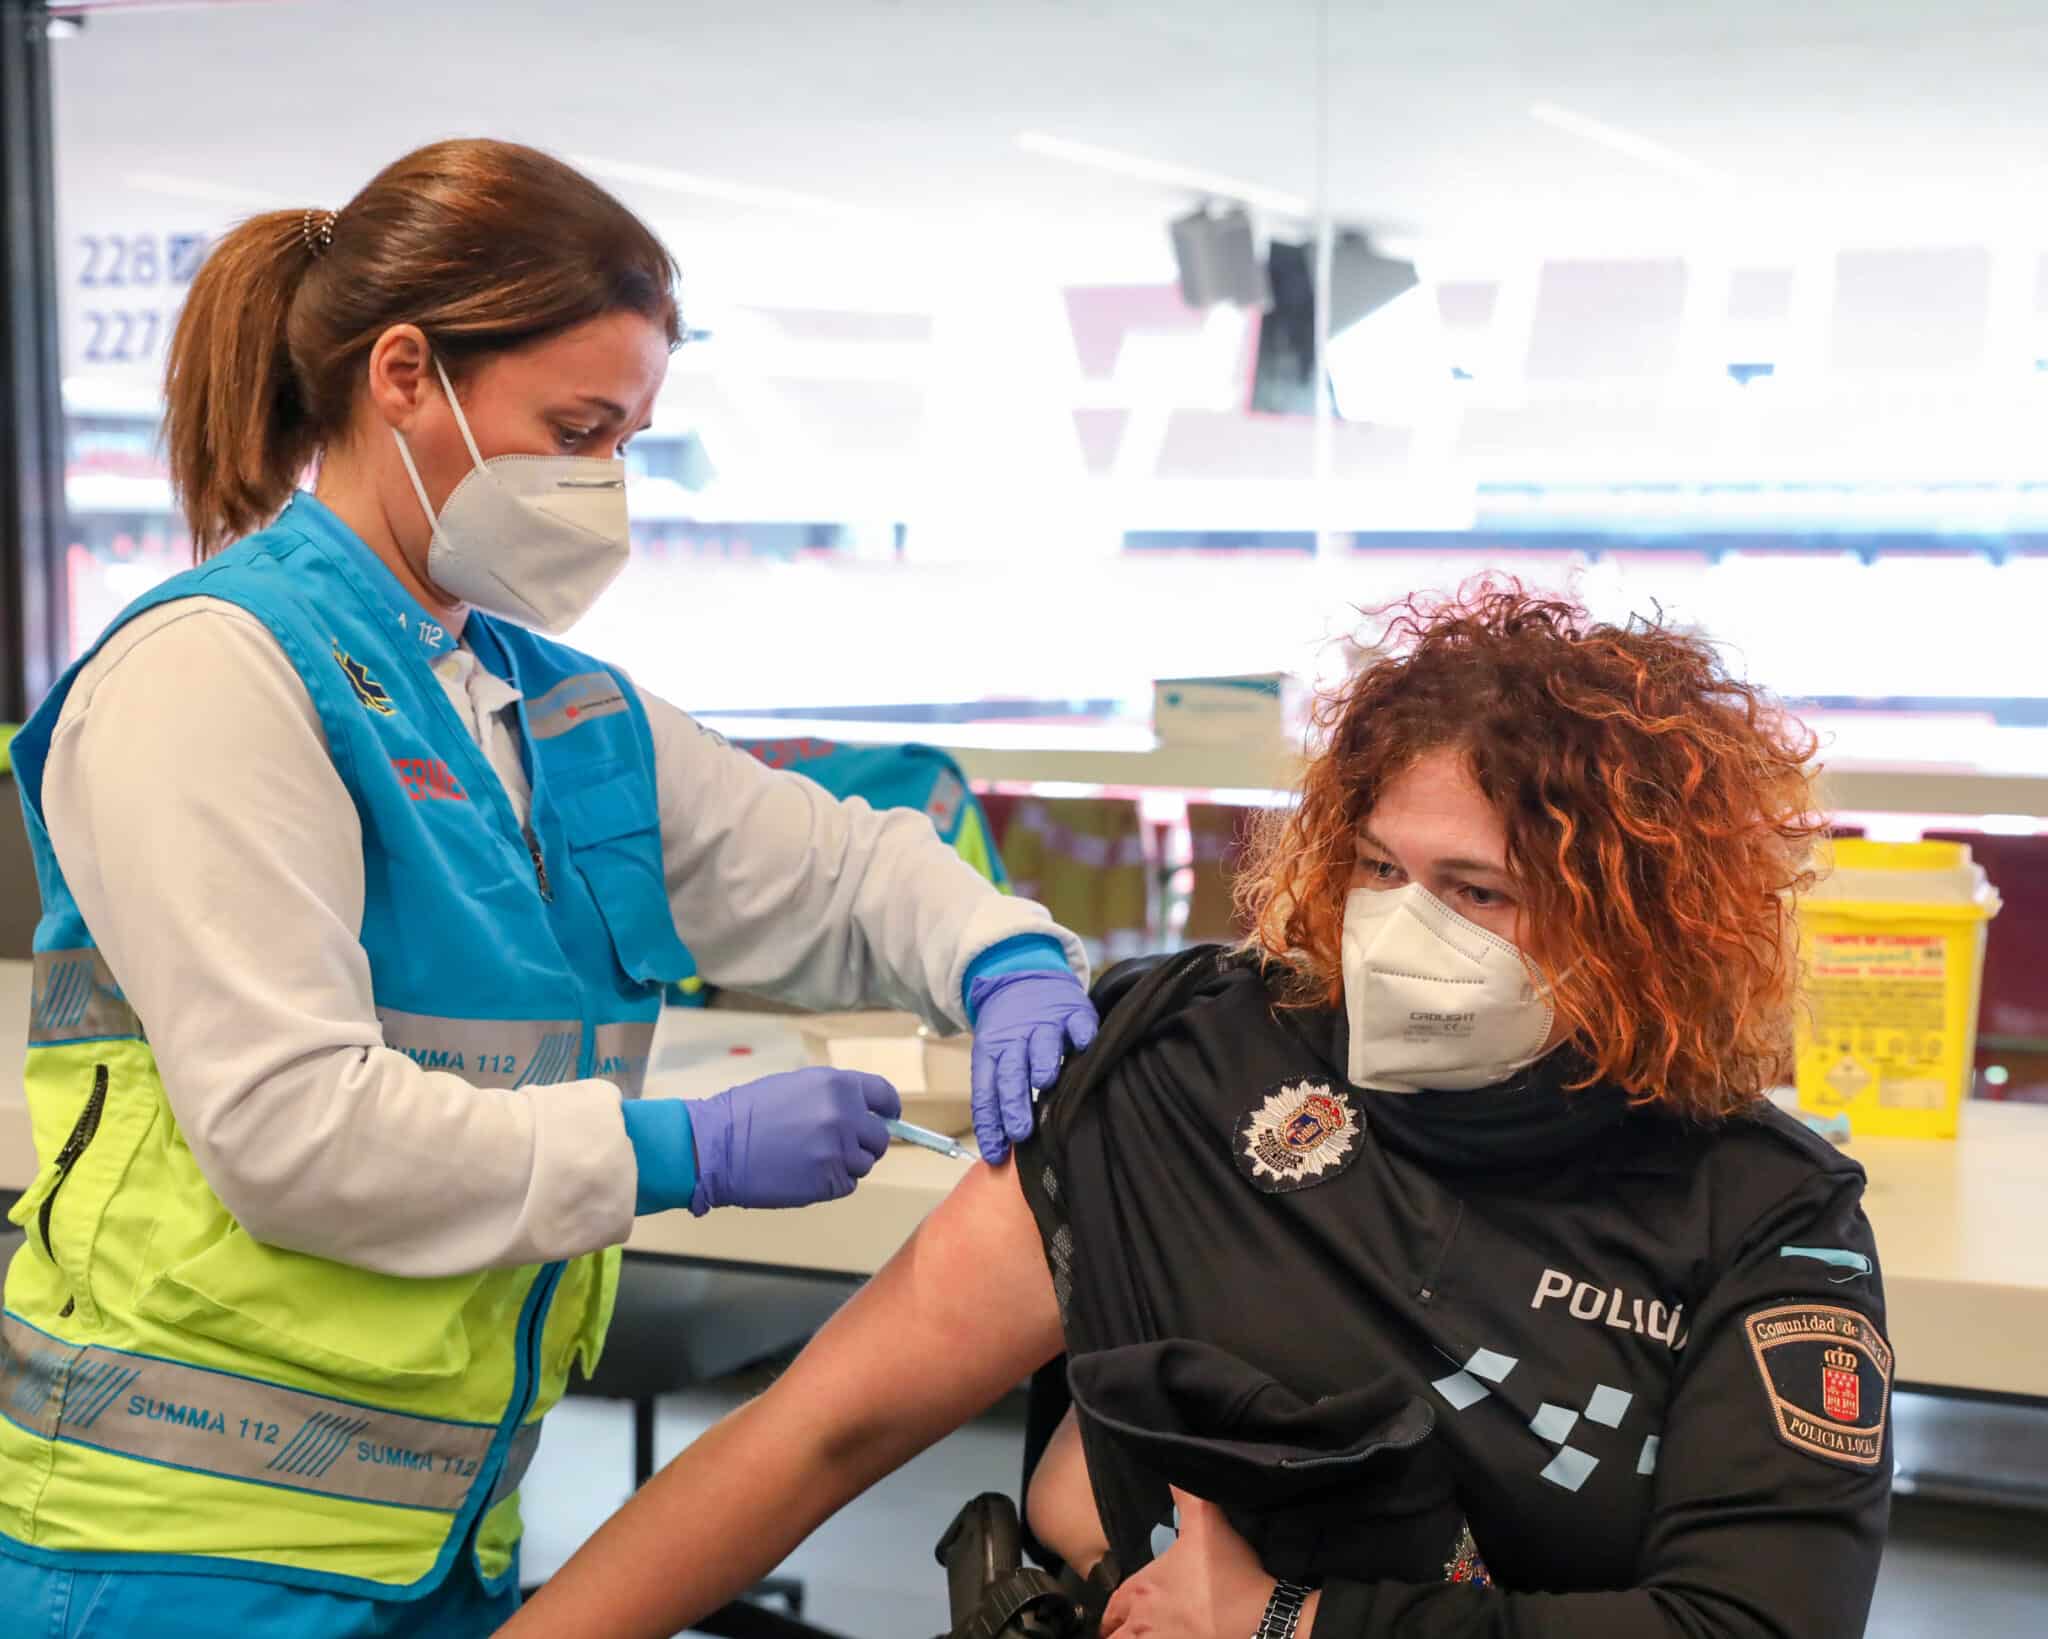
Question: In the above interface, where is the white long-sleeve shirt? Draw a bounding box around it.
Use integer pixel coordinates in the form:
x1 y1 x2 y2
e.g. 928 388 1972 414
41 597 1081 1278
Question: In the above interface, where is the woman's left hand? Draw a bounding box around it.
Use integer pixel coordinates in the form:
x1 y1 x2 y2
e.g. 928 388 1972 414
1100 1490 1318 1639
966 969 1098 1163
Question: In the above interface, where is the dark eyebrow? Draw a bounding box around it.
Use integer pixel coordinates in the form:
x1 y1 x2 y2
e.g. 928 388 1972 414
1358 825 1511 880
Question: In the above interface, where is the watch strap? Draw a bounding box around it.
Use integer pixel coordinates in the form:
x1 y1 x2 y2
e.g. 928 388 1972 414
1253 1578 1316 1639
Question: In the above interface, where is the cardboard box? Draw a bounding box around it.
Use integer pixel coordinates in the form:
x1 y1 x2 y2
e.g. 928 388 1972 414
1154 672 1302 747
795 1011 972 1139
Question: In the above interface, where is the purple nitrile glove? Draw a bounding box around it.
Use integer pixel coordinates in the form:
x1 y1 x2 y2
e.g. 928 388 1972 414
968 970 1099 1165
684 1066 900 1215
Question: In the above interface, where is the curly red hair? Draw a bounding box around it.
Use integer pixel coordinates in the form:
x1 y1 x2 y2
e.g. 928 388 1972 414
1237 580 1822 1120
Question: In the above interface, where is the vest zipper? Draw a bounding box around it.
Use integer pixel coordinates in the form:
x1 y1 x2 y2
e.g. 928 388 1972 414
523 824 553 902
41 1063 109 1318
472 1260 564 1557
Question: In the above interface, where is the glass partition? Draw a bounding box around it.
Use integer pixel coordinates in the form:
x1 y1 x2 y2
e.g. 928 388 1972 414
48 4 2045 787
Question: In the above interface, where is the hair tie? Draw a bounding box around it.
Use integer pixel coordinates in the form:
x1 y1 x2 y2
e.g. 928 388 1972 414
301 208 337 259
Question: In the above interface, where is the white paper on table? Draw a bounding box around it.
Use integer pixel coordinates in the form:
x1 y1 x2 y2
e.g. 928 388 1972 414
823 1037 929 1088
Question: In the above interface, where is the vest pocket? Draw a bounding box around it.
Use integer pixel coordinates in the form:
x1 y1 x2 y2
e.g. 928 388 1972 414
8 1048 160 1328
137 1228 484 1391
554 776 693 984
575 1245 621 1380
543 1245 621 1388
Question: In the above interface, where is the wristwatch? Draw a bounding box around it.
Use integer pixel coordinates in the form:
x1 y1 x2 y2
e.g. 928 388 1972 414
1253 1579 1316 1639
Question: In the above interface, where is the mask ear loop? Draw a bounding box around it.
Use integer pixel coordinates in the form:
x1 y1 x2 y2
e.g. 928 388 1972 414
390 352 487 543
432 355 488 469
390 424 441 536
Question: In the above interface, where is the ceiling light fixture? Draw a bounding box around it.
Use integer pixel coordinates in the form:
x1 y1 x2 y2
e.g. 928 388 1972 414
569 155 889 224
1016 131 1309 217
1528 102 1735 190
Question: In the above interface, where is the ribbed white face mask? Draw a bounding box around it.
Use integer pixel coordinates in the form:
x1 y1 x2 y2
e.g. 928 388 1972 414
1341 883 1556 1093
392 357 631 635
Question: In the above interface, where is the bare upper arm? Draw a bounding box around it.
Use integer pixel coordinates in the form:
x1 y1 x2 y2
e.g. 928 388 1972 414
495 1160 1068 1637
767 1156 1065 1479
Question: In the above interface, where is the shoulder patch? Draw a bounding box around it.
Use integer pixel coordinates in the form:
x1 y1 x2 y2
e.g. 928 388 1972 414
1744 1303 1892 1468
528 671 629 740
331 641 395 715
1235 1078 1363 1193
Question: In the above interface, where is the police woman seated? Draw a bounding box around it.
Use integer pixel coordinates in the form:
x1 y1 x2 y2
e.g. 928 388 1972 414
508 586 1893 1639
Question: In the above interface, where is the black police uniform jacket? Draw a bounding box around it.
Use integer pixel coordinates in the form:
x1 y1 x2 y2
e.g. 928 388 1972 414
1015 947 1892 1637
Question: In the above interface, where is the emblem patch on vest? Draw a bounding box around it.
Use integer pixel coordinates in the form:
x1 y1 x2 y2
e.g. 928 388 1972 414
528 672 628 740
332 642 395 716
1743 1303 1892 1469
1235 1078 1362 1192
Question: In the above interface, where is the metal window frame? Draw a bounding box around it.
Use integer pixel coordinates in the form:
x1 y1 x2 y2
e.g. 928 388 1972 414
1 0 66 722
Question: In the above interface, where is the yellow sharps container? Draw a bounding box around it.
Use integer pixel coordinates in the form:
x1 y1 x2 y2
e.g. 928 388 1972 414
1795 838 2002 1139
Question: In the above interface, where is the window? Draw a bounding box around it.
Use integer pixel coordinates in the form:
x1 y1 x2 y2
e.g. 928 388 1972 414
43 3 2047 800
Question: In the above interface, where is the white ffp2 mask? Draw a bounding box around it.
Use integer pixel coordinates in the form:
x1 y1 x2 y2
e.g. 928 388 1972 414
392 357 631 634
1341 884 1555 1093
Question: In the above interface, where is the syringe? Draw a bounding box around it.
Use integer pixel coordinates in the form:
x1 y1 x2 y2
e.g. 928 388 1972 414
884 1117 972 1161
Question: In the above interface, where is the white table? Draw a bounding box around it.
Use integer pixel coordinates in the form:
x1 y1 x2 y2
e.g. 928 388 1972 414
4 970 2045 1400
623 1005 976 1276
627 1009 2048 1403
1850 1109 2048 1399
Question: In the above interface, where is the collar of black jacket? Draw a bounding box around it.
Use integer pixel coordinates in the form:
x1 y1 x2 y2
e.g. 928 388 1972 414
1276 998 1643 1173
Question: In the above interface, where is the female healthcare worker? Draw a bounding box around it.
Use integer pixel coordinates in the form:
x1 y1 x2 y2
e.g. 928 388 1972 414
0 138 1095 1637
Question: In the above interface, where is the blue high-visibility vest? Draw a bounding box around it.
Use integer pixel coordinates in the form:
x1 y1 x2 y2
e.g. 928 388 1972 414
1 492 692 1596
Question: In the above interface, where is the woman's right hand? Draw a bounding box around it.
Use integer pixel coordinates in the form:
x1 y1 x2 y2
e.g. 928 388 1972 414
686 1067 900 1212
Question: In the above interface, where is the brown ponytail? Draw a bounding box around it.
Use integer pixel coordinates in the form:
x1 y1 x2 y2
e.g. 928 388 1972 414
163 140 680 557
163 212 324 557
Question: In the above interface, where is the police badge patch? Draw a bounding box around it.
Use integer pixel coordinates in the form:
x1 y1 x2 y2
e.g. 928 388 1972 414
1743 1303 1893 1469
1235 1079 1362 1193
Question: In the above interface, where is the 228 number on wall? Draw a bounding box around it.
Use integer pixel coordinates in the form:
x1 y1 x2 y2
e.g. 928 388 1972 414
77 232 208 289
71 230 209 374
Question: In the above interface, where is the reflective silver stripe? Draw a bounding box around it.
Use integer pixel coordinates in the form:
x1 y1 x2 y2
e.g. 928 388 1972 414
527 673 629 740
0 1312 494 1512
28 949 144 1045
375 1009 583 1089
592 1019 656 1100
483 1420 543 1513
516 1029 584 1089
